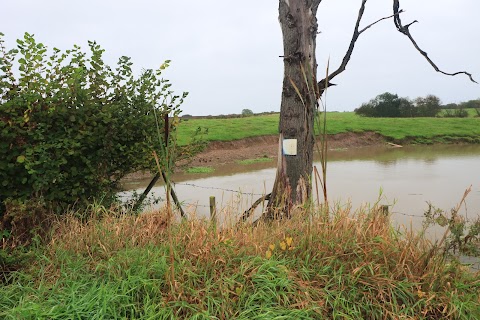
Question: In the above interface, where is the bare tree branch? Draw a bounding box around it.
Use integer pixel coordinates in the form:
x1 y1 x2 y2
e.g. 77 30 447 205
393 0 477 83
359 10 403 34
318 1 406 91
321 0 367 85
238 193 271 223
317 0 477 92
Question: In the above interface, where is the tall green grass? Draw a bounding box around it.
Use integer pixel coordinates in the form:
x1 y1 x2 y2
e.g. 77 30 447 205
1 205 479 319
177 112 480 146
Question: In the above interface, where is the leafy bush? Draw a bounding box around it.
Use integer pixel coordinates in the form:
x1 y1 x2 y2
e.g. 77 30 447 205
442 108 469 118
0 32 187 214
413 94 441 117
241 108 254 117
354 92 412 117
0 198 54 246
459 99 480 109
442 103 459 109
1 247 33 282
423 187 480 258
457 99 480 117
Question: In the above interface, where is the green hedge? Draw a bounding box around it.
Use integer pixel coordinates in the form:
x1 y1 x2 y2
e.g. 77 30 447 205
0 32 186 213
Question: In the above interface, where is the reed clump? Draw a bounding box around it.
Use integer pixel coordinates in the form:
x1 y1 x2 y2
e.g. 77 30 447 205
1 204 479 319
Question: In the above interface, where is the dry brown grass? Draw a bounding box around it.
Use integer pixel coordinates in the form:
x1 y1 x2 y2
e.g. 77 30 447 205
21 202 476 319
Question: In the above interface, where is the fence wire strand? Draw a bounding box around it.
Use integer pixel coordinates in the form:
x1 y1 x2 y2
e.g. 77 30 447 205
173 181 267 196
392 211 424 218
136 182 478 224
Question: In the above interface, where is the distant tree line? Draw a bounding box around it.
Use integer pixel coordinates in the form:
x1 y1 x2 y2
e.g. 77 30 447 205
442 99 480 118
443 99 480 109
181 110 278 120
355 92 480 118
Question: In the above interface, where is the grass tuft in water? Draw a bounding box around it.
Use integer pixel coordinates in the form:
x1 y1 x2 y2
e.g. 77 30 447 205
237 157 273 165
185 166 214 174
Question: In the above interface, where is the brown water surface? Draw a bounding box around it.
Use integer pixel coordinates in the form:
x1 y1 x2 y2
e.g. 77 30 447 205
121 144 480 269
122 145 480 226
122 145 480 222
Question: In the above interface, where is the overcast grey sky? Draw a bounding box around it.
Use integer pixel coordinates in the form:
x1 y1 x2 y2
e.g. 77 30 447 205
2 0 479 115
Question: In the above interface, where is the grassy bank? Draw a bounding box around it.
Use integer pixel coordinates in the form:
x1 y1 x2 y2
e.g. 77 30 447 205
177 112 480 145
1 205 479 319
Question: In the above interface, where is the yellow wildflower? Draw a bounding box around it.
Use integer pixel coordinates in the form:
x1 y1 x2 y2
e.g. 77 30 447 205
285 236 293 247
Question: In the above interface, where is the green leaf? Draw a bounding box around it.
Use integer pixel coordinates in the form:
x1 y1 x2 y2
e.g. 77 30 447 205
436 215 448 227
16 155 26 163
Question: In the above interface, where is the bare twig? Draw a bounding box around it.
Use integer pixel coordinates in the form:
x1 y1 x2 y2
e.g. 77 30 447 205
393 0 477 83
321 0 367 84
359 10 403 34
239 193 271 223
318 0 477 90
318 1 401 86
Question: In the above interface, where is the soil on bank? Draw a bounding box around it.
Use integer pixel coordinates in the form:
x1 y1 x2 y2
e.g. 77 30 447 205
188 131 387 167
124 132 388 181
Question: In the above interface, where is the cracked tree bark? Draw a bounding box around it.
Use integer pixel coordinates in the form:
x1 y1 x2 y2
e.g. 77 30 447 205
265 0 322 219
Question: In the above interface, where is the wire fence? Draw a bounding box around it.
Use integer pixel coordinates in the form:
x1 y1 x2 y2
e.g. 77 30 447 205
132 181 478 223
173 184 419 218
127 182 480 271
180 201 210 208
172 181 267 197
392 211 425 218
166 181 270 209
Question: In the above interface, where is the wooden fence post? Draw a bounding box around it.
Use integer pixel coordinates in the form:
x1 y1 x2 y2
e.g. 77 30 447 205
209 196 216 222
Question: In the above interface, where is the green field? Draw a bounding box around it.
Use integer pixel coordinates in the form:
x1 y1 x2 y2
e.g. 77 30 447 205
177 112 480 145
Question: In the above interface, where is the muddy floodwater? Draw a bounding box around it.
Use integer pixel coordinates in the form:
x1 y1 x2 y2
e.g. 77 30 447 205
122 144 479 229
121 144 480 269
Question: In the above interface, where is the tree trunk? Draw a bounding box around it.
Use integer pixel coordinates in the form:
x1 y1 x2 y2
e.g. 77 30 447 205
266 0 321 219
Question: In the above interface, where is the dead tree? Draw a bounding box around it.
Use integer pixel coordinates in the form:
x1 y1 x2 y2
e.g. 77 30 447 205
256 0 476 221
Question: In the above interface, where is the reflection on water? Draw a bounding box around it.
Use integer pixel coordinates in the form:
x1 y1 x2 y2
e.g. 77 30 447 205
122 145 480 188
121 144 480 243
